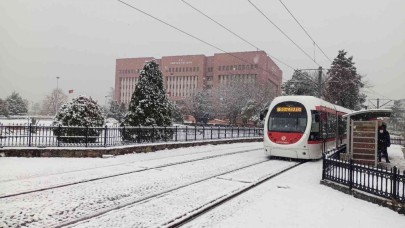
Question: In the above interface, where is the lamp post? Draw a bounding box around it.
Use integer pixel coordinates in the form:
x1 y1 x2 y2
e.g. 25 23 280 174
56 76 60 115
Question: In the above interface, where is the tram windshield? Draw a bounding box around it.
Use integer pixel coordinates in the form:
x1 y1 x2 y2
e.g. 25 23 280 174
268 101 307 133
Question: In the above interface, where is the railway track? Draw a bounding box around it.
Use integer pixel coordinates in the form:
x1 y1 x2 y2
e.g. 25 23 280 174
64 160 304 228
166 161 305 228
0 146 262 199
0 144 258 183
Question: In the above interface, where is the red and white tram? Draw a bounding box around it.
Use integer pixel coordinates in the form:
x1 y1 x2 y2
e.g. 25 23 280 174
263 96 352 159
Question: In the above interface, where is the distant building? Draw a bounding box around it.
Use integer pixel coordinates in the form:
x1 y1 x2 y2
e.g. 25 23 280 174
115 51 282 106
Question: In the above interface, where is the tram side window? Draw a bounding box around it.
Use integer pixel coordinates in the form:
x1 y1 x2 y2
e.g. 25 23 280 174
327 112 337 138
310 111 321 140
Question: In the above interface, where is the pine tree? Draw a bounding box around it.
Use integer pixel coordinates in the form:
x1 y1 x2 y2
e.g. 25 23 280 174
0 98 9 117
53 95 104 143
6 92 28 115
325 50 366 110
123 60 172 126
389 100 404 131
106 100 127 122
184 91 212 124
122 60 172 141
282 70 318 96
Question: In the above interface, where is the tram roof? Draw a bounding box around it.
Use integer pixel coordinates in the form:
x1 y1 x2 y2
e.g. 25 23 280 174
342 109 392 120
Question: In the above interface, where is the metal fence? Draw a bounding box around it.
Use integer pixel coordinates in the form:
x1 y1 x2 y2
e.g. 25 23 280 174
322 145 405 203
0 124 263 148
391 138 405 146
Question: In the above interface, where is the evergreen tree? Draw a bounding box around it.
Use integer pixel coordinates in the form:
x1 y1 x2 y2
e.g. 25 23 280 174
121 60 172 142
106 100 127 122
282 70 319 96
53 95 104 143
123 60 172 126
185 91 212 124
325 50 366 110
6 92 28 115
170 102 183 123
389 100 404 131
0 98 9 117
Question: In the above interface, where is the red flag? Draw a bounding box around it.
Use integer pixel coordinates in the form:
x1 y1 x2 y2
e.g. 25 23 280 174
68 89 74 94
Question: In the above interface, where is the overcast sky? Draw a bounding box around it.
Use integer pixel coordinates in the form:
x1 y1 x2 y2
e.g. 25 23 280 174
1 0 404 107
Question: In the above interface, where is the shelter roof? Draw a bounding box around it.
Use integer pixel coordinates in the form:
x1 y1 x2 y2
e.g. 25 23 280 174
342 109 392 121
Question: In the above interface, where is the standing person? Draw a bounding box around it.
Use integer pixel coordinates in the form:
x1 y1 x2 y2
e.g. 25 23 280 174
378 123 391 163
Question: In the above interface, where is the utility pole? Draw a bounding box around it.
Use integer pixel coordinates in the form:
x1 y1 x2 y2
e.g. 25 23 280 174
368 98 392 109
56 76 60 115
318 66 322 98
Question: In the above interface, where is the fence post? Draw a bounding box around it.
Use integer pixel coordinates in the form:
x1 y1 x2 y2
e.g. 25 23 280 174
392 166 398 199
231 127 233 138
211 126 213 140
224 127 227 139
195 125 197 141
218 126 220 139
185 126 188 141
322 152 326 180
349 158 353 190
57 124 61 147
238 127 239 138
85 126 89 147
164 126 167 142
152 125 155 143
203 126 205 140
137 125 141 143
175 126 178 142
28 123 32 147
104 125 108 147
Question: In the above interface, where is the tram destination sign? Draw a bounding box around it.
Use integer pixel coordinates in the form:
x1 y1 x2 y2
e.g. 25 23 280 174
276 107 302 112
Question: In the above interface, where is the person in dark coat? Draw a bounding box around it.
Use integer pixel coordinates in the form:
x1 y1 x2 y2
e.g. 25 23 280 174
378 123 391 163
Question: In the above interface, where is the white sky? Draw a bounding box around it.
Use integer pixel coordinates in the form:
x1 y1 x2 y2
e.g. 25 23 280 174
0 0 404 106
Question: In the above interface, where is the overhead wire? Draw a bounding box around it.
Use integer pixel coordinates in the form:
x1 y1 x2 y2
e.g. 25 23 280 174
247 0 320 67
116 0 289 77
180 0 321 86
278 0 332 63
180 0 294 70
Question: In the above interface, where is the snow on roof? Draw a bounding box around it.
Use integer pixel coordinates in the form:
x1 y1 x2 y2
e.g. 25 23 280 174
342 109 392 120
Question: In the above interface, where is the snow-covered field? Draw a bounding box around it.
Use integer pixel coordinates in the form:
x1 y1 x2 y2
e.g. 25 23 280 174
0 142 404 228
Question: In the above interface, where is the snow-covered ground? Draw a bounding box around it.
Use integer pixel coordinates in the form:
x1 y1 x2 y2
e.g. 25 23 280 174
0 142 404 228
188 159 405 228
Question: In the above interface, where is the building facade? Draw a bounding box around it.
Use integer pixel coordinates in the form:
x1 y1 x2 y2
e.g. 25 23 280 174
115 51 282 106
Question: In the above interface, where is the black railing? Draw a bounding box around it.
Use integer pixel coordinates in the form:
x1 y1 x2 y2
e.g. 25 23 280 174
322 145 405 203
0 124 263 148
391 138 405 146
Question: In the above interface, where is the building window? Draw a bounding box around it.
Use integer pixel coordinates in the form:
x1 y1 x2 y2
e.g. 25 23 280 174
224 66 228 71
255 64 258 69
176 67 178 72
238 65 241 70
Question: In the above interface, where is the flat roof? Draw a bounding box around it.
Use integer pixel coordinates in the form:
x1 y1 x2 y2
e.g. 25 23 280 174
343 109 392 120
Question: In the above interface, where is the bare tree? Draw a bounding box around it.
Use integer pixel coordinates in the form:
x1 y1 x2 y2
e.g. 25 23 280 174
40 89 68 116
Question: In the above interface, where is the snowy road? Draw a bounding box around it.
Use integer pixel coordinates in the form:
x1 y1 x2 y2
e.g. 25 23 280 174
1 142 291 227
1 142 404 228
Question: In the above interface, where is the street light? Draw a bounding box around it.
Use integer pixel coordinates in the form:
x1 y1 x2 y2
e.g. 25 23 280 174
56 76 60 115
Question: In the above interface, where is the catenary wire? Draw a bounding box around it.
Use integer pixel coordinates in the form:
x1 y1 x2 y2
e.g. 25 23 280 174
117 0 292 77
278 0 332 63
181 0 294 70
247 0 320 67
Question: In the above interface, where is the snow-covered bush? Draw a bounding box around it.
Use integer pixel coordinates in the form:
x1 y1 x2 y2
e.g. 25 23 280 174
53 96 104 143
121 60 173 142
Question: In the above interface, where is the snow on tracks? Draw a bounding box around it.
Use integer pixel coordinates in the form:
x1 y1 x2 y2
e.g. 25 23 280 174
0 147 266 228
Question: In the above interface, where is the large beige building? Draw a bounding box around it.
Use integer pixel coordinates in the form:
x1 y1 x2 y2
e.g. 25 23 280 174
115 51 282 106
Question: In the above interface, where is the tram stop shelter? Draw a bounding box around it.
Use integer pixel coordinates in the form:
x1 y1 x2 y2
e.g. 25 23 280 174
343 109 392 166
